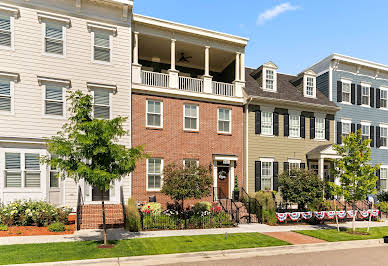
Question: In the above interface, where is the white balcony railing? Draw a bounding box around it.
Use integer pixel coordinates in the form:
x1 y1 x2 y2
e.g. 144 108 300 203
212 81 234 97
179 76 203 93
141 70 169 88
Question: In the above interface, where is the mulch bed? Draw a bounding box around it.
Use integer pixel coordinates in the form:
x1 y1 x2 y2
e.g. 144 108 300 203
0 224 75 237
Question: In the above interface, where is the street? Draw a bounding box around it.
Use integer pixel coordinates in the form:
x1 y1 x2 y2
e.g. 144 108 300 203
163 246 388 266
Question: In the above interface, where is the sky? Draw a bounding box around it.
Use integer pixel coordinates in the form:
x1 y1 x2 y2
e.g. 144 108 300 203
134 0 388 75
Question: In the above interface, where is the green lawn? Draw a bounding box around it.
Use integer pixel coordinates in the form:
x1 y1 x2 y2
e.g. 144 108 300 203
0 233 289 265
296 226 388 242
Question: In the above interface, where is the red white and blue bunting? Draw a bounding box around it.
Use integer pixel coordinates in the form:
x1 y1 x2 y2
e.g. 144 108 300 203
326 211 336 219
288 212 301 221
336 211 347 219
274 209 379 222
276 213 288 222
347 210 357 218
301 212 313 220
359 210 369 218
314 211 326 220
370 209 379 217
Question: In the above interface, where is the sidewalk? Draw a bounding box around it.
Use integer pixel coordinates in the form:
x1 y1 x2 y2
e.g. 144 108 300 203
1 221 388 246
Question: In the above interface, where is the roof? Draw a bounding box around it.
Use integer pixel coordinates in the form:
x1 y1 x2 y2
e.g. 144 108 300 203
307 144 333 156
245 67 337 109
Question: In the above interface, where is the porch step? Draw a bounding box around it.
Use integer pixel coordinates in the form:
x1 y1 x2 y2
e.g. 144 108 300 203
79 204 124 229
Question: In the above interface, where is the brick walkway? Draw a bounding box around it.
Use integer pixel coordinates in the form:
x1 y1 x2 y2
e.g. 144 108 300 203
263 232 327 244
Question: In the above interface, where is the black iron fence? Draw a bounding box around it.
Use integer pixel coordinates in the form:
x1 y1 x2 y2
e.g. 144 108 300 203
240 187 262 223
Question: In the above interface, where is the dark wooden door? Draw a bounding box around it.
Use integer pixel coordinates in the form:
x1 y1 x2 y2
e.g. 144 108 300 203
92 187 110 201
217 167 229 199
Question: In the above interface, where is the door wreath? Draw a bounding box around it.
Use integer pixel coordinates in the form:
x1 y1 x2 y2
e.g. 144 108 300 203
218 170 227 180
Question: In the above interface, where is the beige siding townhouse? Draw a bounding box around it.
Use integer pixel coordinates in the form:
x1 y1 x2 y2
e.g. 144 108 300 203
0 0 133 209
244 62 340 195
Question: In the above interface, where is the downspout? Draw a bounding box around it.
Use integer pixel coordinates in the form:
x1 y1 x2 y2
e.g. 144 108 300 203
244 97 253 193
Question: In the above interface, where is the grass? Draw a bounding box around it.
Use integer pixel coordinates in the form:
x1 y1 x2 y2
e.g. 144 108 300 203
0 233 289 265
295 226 388 242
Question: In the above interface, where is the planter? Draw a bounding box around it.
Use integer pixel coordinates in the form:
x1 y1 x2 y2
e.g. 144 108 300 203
384 236 388 244
233 191 240 201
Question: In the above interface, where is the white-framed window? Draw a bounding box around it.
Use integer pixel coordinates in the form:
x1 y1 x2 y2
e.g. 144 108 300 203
305 76 315 97
361 124 370 142
43 21 65 56
261 112 273 135
342 120 351 139
380 89 388 109
93 89 111 119
184 104 199 131
44 85 64 117
288 159 300 176
289 115 300 138
0 13 14 49
361 85 370 106
4 152 42 188
342 80 351 103
5 152 21 187
315 117 325 140
381 167 388 191
92 30 112 63
24 153 41 188
49 163 59 188
265 69 274 91
380 127 388 148
183 159 199 168
261 159 273 191
146 158 163 191
0 79 13 113
146 100 162 128
218 108 231 134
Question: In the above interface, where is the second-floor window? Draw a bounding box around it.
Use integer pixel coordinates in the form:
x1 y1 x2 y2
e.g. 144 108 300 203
0 14 12 48
93 90 111 119
184 104 198 131
381 167 388 191
381 89 387 108
0 79 11 112
146 100 162 128
315 118 325 140
342 81 351 103
362 85 370 105
306 77 314 97
261 112 273 135
342 121 351 139
45 85 64 116
361 124 370 142
93 31 111 62
289 115 300 138
218 108 231 133
44 22 64 55
381 127 388 148
265 70 274 90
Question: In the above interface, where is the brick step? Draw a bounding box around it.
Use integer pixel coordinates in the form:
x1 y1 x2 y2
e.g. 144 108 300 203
79 204 124 229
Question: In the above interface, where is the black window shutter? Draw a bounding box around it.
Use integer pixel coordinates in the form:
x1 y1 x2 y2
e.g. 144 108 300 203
255 110 261 135
376 89 381 109
357 85 362 105
284 114 289 137
325 118 330 140
273 112 279 136
337 81 342 102
300 116 306 138
255 161 261 192
300 163 306 169
310 117 315 139
337 121 342 144
351 84 356 104
357 124 361 133
376 126 381 148
273 162 279 191
376 169 381 190
351 123 356 133
283 162 289 172
370 126 375 147
370 87 375 107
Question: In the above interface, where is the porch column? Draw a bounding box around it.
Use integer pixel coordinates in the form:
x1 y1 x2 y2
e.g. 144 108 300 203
204 46 210 76
203 46 212 94
235 52 240 81
133 31 139 65
240 53 245 82
319 158 324 180
170 39 176 70
168 39 179 89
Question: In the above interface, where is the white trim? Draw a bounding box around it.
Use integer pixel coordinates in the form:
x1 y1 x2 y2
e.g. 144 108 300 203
146 99 163 128
37 12 71 26
262 68 277 92
87 82 117 92
91 31 113 65
87 22 118 36
0 71 18 80
361 121 371 126
91 89 112 120
260 110 274 136
340 118 352 123
304 75 316 98
288 159 301 164
183 104 199 132
41 21 66 58
41 84 66 120
146 158 163 192
259 158 274 191
0 4 19 16
37 76 71 87
315 116 326 140
213 155 238 161
0 78 14 116
217 107 232 134
0 12 15 51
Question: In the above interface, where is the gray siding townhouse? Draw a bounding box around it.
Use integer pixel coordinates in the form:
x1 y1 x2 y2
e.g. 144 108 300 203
308 54 388 191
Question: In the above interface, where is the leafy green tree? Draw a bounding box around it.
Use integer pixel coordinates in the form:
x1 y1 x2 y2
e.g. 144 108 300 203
279 169 324 210
42 91 145 245
329 130 379 232
161 163 212 210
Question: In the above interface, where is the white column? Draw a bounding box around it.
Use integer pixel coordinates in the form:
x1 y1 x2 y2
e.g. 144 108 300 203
204 46 210 76
133 32 139 65
319 158 325 180
235 52 240 81
240 53 245 82
170 39 176 70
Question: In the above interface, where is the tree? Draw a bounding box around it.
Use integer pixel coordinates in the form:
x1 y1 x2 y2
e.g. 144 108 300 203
329 130 379 232
42 91 145 246
278 169 324 210
161 163 212 210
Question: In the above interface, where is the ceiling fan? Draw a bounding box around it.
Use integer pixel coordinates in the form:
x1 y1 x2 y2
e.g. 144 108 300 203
178 52 192 63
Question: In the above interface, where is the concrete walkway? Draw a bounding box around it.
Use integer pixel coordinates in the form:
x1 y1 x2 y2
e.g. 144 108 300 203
1 221 388 246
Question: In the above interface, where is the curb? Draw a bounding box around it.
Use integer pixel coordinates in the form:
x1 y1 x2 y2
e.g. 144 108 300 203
9 238 385 266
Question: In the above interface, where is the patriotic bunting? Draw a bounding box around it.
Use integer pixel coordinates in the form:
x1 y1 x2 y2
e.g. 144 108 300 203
275 209 378 222
288 212 301 221
359 210 369 218
276 213 288 222
301 212 313 220
314 211 326 220
326 211 336 219
336 211 347 219
347 210 357 218
370 209 379 217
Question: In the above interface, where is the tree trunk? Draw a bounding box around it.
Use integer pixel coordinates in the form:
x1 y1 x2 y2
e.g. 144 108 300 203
367 203 372 233
101 190 107 246
352 202 356 233
334 200 339 232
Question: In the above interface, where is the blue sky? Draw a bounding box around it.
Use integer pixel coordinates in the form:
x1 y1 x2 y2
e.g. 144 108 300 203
134 0 388 75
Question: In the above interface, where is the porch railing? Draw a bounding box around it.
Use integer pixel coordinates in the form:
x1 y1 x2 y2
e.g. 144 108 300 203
212 81 234 96
240 187 262 223
141 70 169 88
179 76 203 93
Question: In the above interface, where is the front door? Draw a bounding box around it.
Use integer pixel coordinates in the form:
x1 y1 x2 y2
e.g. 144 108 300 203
217 166 229 199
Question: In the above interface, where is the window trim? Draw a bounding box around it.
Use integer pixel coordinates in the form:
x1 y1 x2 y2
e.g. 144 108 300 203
379 124 388 149
288 159 301 173
183 104 199 131
92 89 112 120
289 114 300 138
304 75 316 98
41 21 66 58
380 166 388 191
41 84 66 119
361 121 371 142
380 87 388 110
0 78 14 115
217 108 232 134
146 99 163 129
0 12 15 51
262 68 277 92
146 158 163 192
341 79 352 104
361 83 371 107
261 111 274 136
315 117 326 140
341 119 351 140
91 30 113 65
260 157 274 191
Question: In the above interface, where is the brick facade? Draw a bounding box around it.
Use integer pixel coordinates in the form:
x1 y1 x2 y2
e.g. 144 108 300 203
131 92 244 207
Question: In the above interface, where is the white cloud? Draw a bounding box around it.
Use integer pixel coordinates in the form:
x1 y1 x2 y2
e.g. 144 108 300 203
257 2 299 25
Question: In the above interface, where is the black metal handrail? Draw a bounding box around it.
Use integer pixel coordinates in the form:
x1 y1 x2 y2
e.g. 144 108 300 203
241 187 262 223
213 187 239 224
76 186 83 230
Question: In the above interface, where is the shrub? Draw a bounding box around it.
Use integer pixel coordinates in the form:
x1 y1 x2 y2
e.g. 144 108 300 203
141 202 162 215
306 199 335 211
253 191 277 225
377 191 388 202
125 198 141 232
0 224 8 231
48 222 65 232
193 202 212 214
377 202 388 213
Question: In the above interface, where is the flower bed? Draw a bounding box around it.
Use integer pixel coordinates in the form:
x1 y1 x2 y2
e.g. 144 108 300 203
0 224 75 237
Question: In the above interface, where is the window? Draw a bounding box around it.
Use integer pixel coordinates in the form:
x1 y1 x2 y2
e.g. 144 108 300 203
265 70 274 90
93 90 111 119
261 112 273 135
289 162 300 170
146 100 162 128
289 115 300 137
381 89 388 108
184 104 198 131
342 81 351 103
261 161 273 190
361 124 370 142
93 31 111 62
381 167 388 191
5 152 21 187
45 85 64 116
306 77 314 97
50 163 59 188
361 85 370 105
147 158 162 191
381 127 388 148
25 153 41 188
342 121 351 139
218 108 231 133
183 159 199 168
0 13 12 48
315 118 325 140
0 79 11 112
44 22 64 55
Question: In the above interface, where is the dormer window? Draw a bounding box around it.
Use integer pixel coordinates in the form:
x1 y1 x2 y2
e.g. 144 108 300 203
265 69 274 90
306 77 314 96
302 70 317 98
